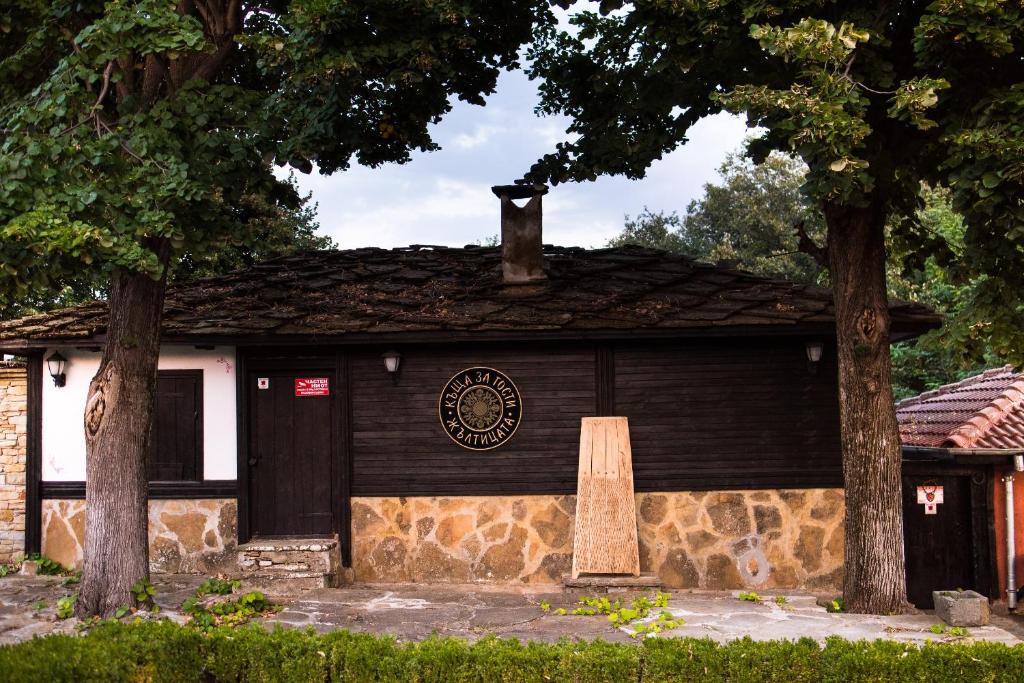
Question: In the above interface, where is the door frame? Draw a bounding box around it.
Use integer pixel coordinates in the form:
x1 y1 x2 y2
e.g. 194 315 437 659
236 347 351 565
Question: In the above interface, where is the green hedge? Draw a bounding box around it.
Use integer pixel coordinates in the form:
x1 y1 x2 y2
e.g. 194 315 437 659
0 621 1022 682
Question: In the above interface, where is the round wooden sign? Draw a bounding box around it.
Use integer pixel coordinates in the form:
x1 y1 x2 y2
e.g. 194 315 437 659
439 367 523 450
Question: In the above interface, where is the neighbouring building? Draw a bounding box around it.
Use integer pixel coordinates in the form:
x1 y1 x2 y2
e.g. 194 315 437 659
898 366 1024 609
0 184 940 590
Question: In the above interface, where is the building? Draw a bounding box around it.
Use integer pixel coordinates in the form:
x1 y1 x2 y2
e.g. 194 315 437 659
898 367 1024 609
0 185 939 590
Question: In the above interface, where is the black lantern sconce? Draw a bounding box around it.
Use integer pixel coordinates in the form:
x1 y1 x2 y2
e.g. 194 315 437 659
46 351 67 387
805 341 824 374
382 350 402 385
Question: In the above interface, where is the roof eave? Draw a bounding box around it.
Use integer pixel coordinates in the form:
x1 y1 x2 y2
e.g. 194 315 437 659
0 316 943 352
902 444 1024 466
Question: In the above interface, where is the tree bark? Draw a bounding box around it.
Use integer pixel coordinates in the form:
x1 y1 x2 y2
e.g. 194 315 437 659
76 267 167 617
825 200 909 615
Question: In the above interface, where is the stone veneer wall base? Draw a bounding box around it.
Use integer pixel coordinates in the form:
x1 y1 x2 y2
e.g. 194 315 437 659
41 498 238 573
352 490 845 591
0 366 27 564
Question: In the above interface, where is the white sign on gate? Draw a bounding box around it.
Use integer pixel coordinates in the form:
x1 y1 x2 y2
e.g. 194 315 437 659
916 485 944 515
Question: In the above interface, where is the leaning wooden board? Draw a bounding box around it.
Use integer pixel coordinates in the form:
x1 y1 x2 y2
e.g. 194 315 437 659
572 417 640 578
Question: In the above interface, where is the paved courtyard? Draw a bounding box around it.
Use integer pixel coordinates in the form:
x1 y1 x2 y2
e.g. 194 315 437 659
1 574 1021 646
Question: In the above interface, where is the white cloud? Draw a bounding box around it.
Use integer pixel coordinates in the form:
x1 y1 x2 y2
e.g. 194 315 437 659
450 124 506 150
286 70 751 251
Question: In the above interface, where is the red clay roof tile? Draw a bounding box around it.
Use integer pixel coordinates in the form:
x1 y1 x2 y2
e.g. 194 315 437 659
897 366 1024 449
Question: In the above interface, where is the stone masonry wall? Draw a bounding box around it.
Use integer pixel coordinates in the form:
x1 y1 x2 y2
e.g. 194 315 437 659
0 366 27 563
352 490 844 591
42 498 237 573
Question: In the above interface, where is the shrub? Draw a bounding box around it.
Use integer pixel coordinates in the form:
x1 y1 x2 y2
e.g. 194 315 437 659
0 621 1023 682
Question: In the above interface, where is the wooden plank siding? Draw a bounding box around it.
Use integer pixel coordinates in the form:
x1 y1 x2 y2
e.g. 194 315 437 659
616 340 843 491
347 339 843 496
350 347 597 496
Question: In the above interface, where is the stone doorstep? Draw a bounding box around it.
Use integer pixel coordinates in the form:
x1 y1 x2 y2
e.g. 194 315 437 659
563 573 664 589
249 562 311 572
243 550 331 565
240 570 332 581
238 538 338 553
236 536 342 591
244 574 338 594
237 552 338 568
240 569 339 583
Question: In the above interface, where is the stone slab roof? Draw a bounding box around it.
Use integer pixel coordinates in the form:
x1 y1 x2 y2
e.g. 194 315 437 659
897 366 1024 449
0 245 940 345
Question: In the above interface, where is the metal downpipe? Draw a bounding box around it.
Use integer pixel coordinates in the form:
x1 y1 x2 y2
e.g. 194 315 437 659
1006 455 1024 611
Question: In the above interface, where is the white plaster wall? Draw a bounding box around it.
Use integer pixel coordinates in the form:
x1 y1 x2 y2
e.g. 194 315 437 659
41 346 237 481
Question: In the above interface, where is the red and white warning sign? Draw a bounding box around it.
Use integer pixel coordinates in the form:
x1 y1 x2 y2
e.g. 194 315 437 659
916 484 944 515
257 377 270 390
294 377 330 397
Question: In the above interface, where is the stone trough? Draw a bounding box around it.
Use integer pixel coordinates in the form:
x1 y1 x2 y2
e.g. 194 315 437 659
933 590 990 627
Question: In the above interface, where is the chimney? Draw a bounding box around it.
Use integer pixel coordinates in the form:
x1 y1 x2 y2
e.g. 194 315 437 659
491 183 548 285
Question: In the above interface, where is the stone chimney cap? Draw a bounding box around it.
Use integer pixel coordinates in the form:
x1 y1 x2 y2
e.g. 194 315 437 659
491 183 548 200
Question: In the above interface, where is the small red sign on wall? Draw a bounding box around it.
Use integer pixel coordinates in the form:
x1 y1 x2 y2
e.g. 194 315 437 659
295 377 330 397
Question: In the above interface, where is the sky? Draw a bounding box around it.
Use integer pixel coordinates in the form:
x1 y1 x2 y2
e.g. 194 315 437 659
289 69 751 250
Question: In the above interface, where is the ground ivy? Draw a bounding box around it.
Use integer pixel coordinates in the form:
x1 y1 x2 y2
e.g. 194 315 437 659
540 591 682 639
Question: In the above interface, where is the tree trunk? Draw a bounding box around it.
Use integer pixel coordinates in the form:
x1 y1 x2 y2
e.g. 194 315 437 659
76 268 167 617
825 200 908 615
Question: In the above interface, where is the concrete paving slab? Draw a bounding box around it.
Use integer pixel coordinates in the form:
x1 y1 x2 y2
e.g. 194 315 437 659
0 576 1021 647
628 594 1021 645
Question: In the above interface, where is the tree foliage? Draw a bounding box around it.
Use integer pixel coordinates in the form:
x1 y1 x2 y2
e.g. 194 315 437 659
609 158 1004 399
0 176 331 318
611 153 824 283
0 0 550 616
0 0 548 301
530 0 1023 363
530 0 1024 614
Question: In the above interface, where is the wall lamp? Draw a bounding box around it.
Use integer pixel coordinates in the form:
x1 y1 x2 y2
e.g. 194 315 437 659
46 351 67 387
805 341 824 374
382 350 402 385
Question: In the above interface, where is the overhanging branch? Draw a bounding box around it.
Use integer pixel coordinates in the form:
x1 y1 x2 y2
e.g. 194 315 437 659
794 221 828 267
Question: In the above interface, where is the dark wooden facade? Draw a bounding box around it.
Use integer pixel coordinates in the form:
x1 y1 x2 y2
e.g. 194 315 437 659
242 337 843 502
346 339 842 497
617 340 843 491
3 244 944 571
350 345 598 496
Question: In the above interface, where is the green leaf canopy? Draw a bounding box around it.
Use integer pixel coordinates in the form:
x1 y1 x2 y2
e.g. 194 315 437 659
527 1 1024 357
0 0 550 301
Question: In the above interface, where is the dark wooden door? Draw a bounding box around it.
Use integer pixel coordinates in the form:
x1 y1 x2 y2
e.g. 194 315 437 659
248 368 336 537
903 475 975 608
